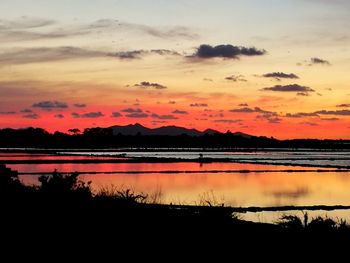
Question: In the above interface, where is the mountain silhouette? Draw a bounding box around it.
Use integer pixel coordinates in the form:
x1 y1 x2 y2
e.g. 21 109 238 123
109 123 223 136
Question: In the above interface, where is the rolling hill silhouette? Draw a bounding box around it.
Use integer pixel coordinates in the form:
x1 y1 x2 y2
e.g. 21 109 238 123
109 123 251 137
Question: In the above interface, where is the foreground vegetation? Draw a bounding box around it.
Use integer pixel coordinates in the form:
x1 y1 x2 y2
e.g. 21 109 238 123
1 163 350 251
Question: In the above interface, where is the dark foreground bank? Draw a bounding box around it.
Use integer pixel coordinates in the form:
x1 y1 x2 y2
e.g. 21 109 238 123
2 163 350 258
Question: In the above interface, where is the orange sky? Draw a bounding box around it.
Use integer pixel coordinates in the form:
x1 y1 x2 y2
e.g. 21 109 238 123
1 0 350 139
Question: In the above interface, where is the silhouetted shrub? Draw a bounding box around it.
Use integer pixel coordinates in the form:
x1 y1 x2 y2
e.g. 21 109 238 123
38 170 92 201
277 215 304 230
0 164 24 197
277 213 349 233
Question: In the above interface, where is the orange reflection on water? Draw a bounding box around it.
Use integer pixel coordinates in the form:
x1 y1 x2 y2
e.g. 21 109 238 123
17 161 350 209
77 171 350 207
10 161 324 173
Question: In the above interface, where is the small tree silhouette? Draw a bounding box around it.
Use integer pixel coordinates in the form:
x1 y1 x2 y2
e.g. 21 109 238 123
68 128 81 135
38 170 92 201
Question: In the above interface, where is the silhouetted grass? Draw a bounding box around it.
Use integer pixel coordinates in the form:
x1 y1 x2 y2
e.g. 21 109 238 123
1 163 349 243
277 212 350 234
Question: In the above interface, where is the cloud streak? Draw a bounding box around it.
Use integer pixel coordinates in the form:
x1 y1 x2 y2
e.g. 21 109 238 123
225 75 247 82
0 17 56 30
286 112 319 118
336 104 350 108
23 113 40 119
0 111 16 115
262 84 314 93
214 119 241 123
0 46 182 65
72 112 104 118
172 110 188 115
54 114 64 119
32 101 68 109
190 103 208 107
109 49 180 60
190 44 266 60
230 107 271 113
73 103 86 108
262 72 299 81
111 112 122 118
89 19 198 40
315 109 350 116
134 81 167 89
0 18 198 43
125 113 148 118
121 108 143 113
151 114 178 120
311 57 331 65
0 47 105 65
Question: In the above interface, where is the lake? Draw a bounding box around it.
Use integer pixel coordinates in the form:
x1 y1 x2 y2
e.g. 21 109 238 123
2 150 350 223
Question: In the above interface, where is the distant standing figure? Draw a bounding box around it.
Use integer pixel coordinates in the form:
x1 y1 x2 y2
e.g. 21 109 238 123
199 153 203 159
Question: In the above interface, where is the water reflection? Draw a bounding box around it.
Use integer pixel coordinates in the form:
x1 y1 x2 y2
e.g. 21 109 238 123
4 153 350 222
18 167 350 208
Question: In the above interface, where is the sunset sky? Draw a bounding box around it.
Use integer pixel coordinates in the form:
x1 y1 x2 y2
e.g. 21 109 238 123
1 0 350 139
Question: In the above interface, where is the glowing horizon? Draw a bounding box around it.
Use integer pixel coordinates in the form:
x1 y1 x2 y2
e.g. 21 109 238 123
1 0 350 139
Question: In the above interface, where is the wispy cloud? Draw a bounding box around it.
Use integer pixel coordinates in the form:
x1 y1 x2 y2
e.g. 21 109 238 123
190 103 208 107
0 111 16 115
0 17 56 30
0 17 198 43
111 112 122 118
134 81 167 89
230 107 272 113
310 57 331 65
225 75 247 82
125 113 148 118
0 46 182 65
0 47 105 65
20 109 32 113
32 101 68 109
122 23 198 39
315 109 350 116
0 17 85 42
286 109 350 118
109 49 180 59
300 121 319 126
73 103 86 108
151 113 178 120
336 104 350 108
72 112 104 118
256 113 282 124
229 106 280 123
54 114 64 119
262 72 299 81
23 113 40 119
298 57 331 66
214 119 241 123
172 110 188 115
286 112 319 118
121 108 148 118
121 108 143 113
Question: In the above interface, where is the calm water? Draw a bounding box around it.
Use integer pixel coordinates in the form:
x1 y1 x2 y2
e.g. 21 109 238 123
2 151 350 222
57 150 350 167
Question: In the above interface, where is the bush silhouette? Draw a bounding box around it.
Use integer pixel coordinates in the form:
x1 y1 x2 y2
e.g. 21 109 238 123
0 164 24 197
38 170 92 202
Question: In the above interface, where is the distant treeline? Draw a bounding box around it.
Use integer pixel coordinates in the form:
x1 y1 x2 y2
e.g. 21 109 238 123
0 127 349 149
